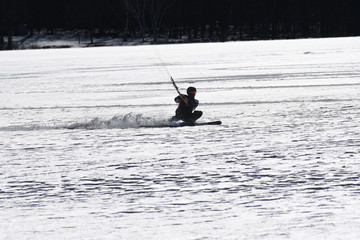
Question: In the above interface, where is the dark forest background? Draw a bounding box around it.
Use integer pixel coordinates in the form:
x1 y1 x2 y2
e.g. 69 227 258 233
1 0 360 49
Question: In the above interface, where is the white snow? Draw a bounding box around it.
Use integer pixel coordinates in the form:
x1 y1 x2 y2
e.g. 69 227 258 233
1 37 360 239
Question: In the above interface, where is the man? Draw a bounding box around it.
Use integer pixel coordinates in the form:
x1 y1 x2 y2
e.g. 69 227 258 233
171 86 203 124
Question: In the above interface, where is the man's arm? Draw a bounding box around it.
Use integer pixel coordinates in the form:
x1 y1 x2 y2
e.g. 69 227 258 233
175 94 188 104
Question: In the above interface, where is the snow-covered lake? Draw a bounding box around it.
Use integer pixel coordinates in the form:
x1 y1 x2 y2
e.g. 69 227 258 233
1 37 360 239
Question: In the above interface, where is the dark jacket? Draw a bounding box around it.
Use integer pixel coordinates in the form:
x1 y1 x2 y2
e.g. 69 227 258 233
174 94 199 120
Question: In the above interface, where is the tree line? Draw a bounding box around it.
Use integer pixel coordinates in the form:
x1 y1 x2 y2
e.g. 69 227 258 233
1 0 360 49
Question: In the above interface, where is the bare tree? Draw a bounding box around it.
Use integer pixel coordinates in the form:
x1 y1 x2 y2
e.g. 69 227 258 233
147 0 174 42
105 0 130 41
124 0 147 41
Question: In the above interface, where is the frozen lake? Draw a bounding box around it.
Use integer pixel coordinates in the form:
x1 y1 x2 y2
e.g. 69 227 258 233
1 37 360 239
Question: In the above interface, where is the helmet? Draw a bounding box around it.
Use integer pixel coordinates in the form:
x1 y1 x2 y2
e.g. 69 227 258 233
187 86 197 96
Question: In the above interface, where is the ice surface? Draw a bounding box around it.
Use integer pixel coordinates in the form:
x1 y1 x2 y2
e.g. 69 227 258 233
1 37 360 239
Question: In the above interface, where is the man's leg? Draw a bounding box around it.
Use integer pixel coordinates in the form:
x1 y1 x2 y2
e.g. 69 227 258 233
192 111 203 122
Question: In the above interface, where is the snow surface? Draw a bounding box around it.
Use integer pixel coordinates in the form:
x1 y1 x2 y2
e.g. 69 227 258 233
1 37 360 239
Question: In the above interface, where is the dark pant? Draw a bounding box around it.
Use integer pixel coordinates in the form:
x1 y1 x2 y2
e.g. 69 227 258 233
190 111 203 122
173 110 203 123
